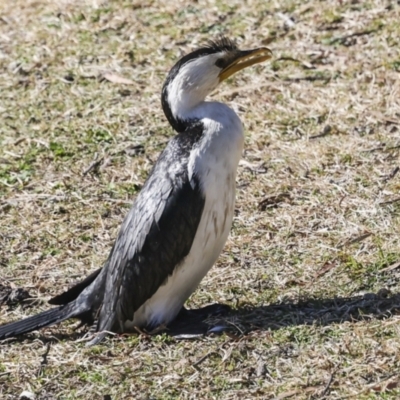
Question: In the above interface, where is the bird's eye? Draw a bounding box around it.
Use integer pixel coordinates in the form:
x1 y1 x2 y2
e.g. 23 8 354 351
215 58 227 68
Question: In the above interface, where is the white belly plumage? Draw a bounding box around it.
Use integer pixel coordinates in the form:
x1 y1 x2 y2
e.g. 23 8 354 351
126 103 244 330
129 178 236 329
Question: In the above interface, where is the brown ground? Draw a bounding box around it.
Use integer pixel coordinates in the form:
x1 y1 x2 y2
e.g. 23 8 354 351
1 0 400 398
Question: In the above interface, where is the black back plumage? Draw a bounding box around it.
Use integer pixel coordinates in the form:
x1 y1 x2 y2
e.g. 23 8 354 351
90 122 205 342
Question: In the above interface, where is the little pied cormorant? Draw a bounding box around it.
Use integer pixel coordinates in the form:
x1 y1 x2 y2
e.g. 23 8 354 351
0 37 271 344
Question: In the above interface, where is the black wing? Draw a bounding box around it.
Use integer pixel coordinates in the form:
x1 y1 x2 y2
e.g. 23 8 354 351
96 128 205 335
48 267 102 305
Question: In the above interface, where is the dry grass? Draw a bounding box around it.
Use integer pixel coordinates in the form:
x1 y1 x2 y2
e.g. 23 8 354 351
1 0 400 398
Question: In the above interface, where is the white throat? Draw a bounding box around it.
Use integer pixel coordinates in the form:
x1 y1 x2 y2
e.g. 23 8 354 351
166 54 223 121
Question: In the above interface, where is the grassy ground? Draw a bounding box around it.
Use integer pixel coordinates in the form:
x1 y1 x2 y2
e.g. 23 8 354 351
1 0 400 398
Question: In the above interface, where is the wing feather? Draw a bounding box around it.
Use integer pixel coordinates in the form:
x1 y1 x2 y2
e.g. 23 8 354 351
96 128 205 334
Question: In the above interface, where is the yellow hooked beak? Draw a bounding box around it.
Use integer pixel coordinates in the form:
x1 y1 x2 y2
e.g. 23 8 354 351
219 48 272 82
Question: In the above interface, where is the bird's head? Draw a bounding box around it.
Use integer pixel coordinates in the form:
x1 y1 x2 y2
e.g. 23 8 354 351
162 37 272 132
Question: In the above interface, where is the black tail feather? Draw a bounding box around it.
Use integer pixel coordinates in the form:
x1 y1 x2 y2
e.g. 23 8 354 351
0 303 76 340
49 267 102 305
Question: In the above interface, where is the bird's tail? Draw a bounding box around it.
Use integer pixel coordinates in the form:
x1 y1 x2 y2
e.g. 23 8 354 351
0 303 77 340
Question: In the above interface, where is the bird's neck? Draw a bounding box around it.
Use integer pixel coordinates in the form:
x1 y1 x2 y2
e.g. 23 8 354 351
162 75 219 132
163 97 238 134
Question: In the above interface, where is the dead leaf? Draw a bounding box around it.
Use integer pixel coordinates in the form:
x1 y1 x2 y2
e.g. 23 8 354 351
314 261 338 279
372 378 400 392
337 232 372 248
381 261 400 273
258 193 290 210
276 390 300 399
103 73 135 85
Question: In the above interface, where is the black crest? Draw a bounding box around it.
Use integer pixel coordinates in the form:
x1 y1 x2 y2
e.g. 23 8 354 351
174 36 238 67
205 37 238 53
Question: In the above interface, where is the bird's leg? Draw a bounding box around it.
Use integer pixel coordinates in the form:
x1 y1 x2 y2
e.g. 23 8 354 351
177 303 232 320
165 304 232 337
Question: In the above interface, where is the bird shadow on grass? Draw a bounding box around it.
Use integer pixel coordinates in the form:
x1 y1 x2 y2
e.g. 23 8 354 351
163 290 400 339
1 290 400 345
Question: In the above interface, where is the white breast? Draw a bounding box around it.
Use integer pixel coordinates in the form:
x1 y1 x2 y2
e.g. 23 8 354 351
127 102 244 330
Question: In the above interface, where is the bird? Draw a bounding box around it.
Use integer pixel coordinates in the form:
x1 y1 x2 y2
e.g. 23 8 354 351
0 37 271 344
